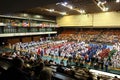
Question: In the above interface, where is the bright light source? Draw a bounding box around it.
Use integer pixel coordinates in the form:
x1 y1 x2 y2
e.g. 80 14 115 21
102 7 109 11
68 5 73 9
60 12 67 15
61 3 65 6
56 2 68 5
94 0 109 12
61 2 68 6
56 3 59 5
116 0 120 3
78 10 86 14
97 1 102 6
101 1 107 4
64 2 68 5
34 15 41 18
58 1 86 14
50 9 54 12
21 13 28 17
47 9 54 12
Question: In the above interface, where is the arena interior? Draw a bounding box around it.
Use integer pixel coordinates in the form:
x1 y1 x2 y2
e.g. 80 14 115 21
0 0 120 80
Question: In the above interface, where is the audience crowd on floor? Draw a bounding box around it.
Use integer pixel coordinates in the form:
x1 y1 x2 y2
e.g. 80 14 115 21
9 39 120 69
0 29 120 80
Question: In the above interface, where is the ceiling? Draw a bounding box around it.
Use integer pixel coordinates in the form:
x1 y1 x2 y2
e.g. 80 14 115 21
0 0 120 17
0 0 60 14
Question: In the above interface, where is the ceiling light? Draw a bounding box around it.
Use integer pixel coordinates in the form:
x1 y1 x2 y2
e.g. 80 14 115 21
47 9 54 12
57 2 86 14
94 0 108 12
97 1 102 6
102 7 109 11
64 2 68 5
56 3 60 5
81 10 86 13
60 12 67 15
61 2 68 6
116 0 120 3
20 13 28 17
49 9 54 12
68 5 73 9
78 10 86 14
34 15 41 18
61 3 65 6
101 1 107 4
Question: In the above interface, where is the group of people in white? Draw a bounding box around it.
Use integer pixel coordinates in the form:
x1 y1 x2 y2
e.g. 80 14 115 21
9 40 120 68
111 42 120 68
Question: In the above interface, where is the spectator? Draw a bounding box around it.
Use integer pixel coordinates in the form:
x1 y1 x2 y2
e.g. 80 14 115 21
33 62 45 77
0 58 29 80
97 76 101 80
87 75 94 80
104 59 109 72
60 59 64 66
38 68 52 80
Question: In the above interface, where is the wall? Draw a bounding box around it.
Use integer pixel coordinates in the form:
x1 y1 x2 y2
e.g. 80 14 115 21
57 14 92 27
22 37 32 43
57 12 120 27
7 38 20 44
33 36 40 41
93 12 120 27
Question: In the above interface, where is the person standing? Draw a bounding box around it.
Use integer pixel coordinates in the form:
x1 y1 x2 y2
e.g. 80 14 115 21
38 68 52 80
104 59 109 72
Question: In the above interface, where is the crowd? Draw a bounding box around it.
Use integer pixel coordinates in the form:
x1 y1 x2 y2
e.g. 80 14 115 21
0 56 53 80
0 41 120 80
0 29 120 80
58 29 120 43
7 39 120 70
